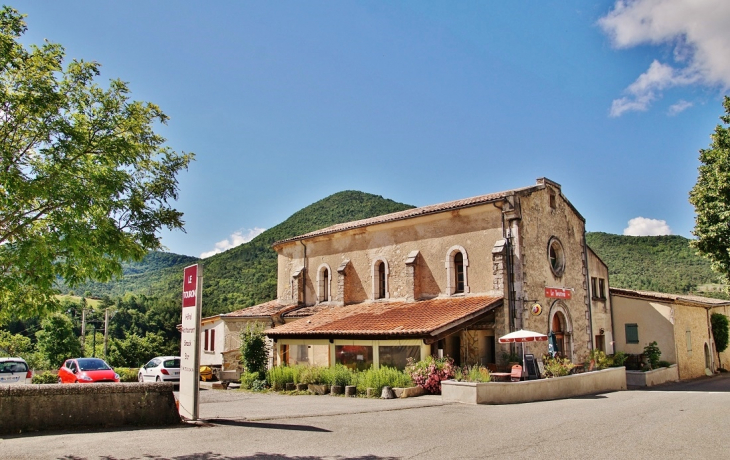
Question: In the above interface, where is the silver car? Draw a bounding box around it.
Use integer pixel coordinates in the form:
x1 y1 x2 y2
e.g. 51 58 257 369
0 357 32 384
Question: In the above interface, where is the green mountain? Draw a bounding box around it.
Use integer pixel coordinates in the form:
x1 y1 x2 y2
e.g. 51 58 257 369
586 232 727 298
72 195 729 315
71 191 415 316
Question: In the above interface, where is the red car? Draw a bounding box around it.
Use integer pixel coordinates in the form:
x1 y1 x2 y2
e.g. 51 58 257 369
57 358 120 383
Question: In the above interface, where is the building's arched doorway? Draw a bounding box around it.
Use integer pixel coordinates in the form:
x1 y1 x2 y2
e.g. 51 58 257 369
549 301 573 361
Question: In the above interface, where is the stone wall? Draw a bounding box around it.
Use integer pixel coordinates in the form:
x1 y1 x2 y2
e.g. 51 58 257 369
515 182 591 362
0 382 180 434
673 304 714 379
277 205 504 304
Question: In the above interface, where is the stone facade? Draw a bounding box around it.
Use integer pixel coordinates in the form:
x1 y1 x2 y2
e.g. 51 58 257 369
271 178 611 367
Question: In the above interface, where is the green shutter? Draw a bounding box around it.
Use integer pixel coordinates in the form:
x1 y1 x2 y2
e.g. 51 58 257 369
625 324 639 344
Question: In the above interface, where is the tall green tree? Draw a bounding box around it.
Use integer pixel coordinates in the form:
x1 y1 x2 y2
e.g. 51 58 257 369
711 312 729 368
690 96 730 285
0 7 194 324
35 314 81 368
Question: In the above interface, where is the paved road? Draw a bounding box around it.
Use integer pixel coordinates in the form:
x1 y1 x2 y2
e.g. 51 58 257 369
3 374 730 459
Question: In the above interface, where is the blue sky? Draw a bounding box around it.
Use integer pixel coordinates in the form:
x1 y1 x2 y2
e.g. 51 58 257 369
14 1 730 257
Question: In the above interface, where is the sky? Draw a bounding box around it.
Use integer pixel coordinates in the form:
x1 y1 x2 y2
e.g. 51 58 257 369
12 1 730 258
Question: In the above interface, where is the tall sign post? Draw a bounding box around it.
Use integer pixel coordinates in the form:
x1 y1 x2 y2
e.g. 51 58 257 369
179 264 202 420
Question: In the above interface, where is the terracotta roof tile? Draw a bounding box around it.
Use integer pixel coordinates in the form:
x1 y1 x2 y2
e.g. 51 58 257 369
610 288 730 307
267 295 503 338
218 300 294 319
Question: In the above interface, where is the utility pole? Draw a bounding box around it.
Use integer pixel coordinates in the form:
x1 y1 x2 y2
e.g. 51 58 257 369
103 308 109 361
80 308 86 354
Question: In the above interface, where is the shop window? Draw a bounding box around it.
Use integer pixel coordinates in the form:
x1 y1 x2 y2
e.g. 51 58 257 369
548 237 565 277
445 246 469 295
335 345 373 371
378 346 421 370
625 324 639 344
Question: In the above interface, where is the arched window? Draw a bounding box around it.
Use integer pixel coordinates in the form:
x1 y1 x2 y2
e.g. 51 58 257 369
317 264 332 302
445 246 469 295
454 252 464 294
371 259 389 300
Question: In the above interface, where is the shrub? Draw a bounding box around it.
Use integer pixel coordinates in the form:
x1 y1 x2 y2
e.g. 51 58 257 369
251 379 267 392
31 371 58 384
298 365 327 385
643 341 661 369
240 323 269 376
115 367 138 382
352 366 412 395
586 349 611 370
240 371 260 389
405 356 454 394
542 356 575 377
267 365 302 389
609 351 628 367
324 364 352 387
657 360 671 368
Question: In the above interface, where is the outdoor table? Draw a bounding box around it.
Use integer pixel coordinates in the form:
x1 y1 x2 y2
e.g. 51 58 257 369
490 372 512 382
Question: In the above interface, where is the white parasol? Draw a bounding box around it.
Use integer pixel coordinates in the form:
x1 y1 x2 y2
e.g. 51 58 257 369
498 329 548 343
498 330 547 378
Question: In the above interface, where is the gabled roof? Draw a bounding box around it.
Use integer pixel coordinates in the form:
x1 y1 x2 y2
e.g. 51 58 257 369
266 295 503 339
610 288 730 308
273 178 583 248
273 186 535 248
200 300 298 325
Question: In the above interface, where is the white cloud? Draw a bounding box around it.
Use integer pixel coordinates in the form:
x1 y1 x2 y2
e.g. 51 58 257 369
599 0 730 116
668 99 693 115
623 217 672 236
200 227 266 258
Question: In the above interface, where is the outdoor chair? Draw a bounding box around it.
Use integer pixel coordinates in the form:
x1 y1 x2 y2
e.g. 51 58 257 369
510 364 522 382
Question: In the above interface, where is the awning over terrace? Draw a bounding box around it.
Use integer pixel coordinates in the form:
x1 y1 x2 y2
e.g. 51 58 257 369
266 295 503 343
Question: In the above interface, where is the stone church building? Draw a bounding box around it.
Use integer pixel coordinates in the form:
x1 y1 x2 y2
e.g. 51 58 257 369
265 178 614 370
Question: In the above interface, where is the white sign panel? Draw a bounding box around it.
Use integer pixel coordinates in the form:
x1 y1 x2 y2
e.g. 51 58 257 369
179 264 202 420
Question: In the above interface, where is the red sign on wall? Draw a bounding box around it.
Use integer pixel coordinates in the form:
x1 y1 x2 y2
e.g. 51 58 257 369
545 287 572 300
182 264 198 307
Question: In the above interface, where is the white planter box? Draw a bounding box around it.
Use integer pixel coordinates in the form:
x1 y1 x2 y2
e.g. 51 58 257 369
625 364 678 387
441 367 627 405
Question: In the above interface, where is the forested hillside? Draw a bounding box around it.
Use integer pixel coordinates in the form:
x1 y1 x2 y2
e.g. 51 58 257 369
69 200 729 317
586 232 726 298
71 191 415 316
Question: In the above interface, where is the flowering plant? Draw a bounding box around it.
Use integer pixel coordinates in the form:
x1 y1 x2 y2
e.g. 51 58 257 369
405 356 455 394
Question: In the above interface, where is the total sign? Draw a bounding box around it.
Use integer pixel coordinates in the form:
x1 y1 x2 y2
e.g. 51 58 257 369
182 265 198 307
179 264 201 421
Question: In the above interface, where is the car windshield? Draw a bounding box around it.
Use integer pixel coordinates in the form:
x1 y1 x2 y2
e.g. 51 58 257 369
77 358 111 371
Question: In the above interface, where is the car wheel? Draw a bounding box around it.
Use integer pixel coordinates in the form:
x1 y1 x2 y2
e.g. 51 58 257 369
57 377 62 384
138 373 144 382
73 380 78 383
156 376 161 382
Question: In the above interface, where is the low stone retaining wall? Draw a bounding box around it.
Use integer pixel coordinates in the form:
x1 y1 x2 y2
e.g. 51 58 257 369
0 382 181 434
626 364 678 387
442 366 627 405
